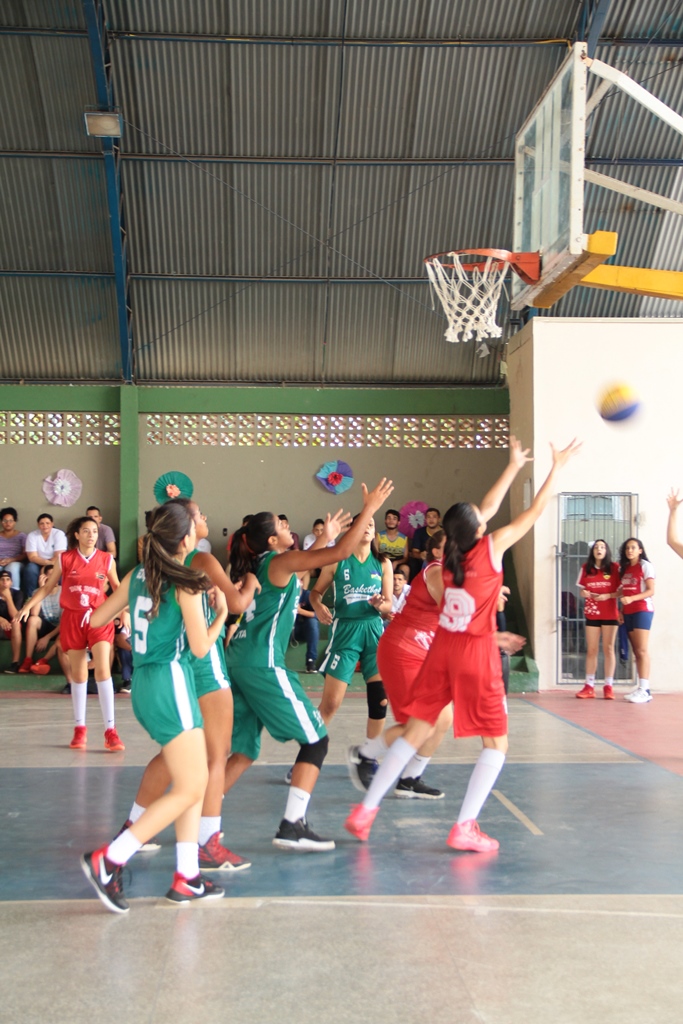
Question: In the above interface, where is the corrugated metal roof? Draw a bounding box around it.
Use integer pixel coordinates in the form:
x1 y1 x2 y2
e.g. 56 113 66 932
0 1 85 31
1 276 121 380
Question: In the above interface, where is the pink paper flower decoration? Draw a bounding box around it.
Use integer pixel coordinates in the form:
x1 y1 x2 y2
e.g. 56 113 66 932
42 468 83 508
165 483 181 499
399 500 429 540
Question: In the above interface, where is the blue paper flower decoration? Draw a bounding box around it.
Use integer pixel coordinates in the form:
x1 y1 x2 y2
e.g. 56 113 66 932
315 460 354 494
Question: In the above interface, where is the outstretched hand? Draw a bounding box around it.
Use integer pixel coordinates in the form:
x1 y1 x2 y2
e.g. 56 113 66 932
509 435 532 470
322 509 354 544
550 438 582 469
667 488 683 512
361 477 394 513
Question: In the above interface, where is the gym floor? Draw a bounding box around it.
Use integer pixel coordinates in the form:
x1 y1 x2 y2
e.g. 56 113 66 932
2 690 682 1023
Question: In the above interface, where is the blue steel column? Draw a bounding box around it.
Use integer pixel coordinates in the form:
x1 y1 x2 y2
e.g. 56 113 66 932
82 0 132 381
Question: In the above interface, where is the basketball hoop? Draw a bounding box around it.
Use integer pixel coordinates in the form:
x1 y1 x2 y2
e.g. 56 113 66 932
424 249 540 344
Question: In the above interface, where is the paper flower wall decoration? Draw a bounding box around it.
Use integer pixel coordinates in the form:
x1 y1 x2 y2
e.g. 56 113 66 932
399 500 429 540
154 471 194 505
315 460 354 495
42 469 83 508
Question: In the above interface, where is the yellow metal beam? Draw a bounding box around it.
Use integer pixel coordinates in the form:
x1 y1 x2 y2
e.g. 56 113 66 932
532 231 618 308
580 264 683 300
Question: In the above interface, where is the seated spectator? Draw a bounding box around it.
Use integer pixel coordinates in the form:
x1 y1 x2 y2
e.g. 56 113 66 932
0 507 27 591
18 565 62 674
114 614 133 693
23 514 67 596
0 568 24 673
377 509 408 563
303 518 336 550
86 505 117 558
409 507 441 578
279 514 300 550
390 566 411 617
293 588 320 673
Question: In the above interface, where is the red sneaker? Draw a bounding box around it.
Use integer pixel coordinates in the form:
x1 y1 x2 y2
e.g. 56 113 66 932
344 803 379 842
199 832 251 871
165 872 224 904
30 659 51 675
447 819 499 853
104 727 125 752
18 657 33 674
575 684 596 699
70 725 87 749
603 684 615 700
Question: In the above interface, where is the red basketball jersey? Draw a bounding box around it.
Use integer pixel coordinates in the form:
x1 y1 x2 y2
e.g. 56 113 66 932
59 548 112 613
384 561 441 652
620 559 655 614
577 563 620 620
438 535 501 636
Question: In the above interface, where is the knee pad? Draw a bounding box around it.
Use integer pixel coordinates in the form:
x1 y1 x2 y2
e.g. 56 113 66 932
366 679 387 720
295 734 329 770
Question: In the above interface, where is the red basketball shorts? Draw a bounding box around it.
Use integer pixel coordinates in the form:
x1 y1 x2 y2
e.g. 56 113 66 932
59 608 114 653
376 631 430 725
404 630 507 738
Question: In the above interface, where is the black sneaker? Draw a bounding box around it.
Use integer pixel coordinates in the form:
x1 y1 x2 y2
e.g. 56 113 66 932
3 662 19 675
80 848 129 914
273 817 335 852
61 683 72 695
394 776 445 800
305 660 317 673
165 872 225 904
346 745 379 793
119 680 132 694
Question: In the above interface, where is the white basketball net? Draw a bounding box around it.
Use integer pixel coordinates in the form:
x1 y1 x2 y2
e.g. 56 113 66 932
425 252 509 345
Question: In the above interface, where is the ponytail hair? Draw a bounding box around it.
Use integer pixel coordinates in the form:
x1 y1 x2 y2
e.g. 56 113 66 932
619 537 648 576
65 516 98 549
142 501 211 619
442 503 480 586
425 528 445 564
229 512 278 582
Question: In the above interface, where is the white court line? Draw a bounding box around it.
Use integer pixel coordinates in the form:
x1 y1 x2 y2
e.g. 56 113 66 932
492 788 543 835
261 898 683 919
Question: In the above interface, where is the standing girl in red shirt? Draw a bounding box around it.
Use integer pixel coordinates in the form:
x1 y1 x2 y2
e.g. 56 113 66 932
19 516 122 751
575 539 620 700
619 537 655 704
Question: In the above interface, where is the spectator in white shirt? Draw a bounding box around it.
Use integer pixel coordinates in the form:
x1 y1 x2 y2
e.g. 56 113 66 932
23 513 67 595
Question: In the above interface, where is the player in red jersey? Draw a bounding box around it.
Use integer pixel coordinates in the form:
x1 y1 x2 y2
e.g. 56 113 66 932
618 536 655 704
349 437 532 799
19 515 122 751
575 539 621 700
345 437 581 850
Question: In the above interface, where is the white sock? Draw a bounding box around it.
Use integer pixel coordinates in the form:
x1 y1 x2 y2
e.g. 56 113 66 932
176 842 199 879
284 786 311 823
585 675 595 687
129 801 146 824
199 815 221 846
96 677 115 729
106 827 142 866
402 753 430 780
359 735 388 761
362 737 416 810
457 748 506 824
71 680 87 726
604 677 614 686
639 678 650 692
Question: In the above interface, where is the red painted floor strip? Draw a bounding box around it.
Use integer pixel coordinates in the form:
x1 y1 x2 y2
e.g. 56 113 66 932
520 691 683 776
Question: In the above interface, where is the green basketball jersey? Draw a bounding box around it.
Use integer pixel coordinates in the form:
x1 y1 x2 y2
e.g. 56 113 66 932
226 551 299 668
332 552 384 621
129 565 189 667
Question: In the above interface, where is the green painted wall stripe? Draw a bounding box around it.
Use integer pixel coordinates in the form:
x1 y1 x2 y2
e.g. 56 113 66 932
137 386 509 415
118 386 139 570
0 383 509 415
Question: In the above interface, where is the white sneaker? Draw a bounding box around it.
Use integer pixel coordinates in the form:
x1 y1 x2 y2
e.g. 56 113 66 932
624 687 652 703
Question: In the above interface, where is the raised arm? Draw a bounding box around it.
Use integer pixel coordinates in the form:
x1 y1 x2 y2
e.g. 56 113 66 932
666 489 683 560
190 550 260 614
269 478 394 587
491 439 581 562
479 435 532 524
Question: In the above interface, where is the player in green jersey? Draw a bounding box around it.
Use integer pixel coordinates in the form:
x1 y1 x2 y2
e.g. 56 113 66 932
113 499 260 873
309 514 393 789
81 501 229 913
224 477 394 852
